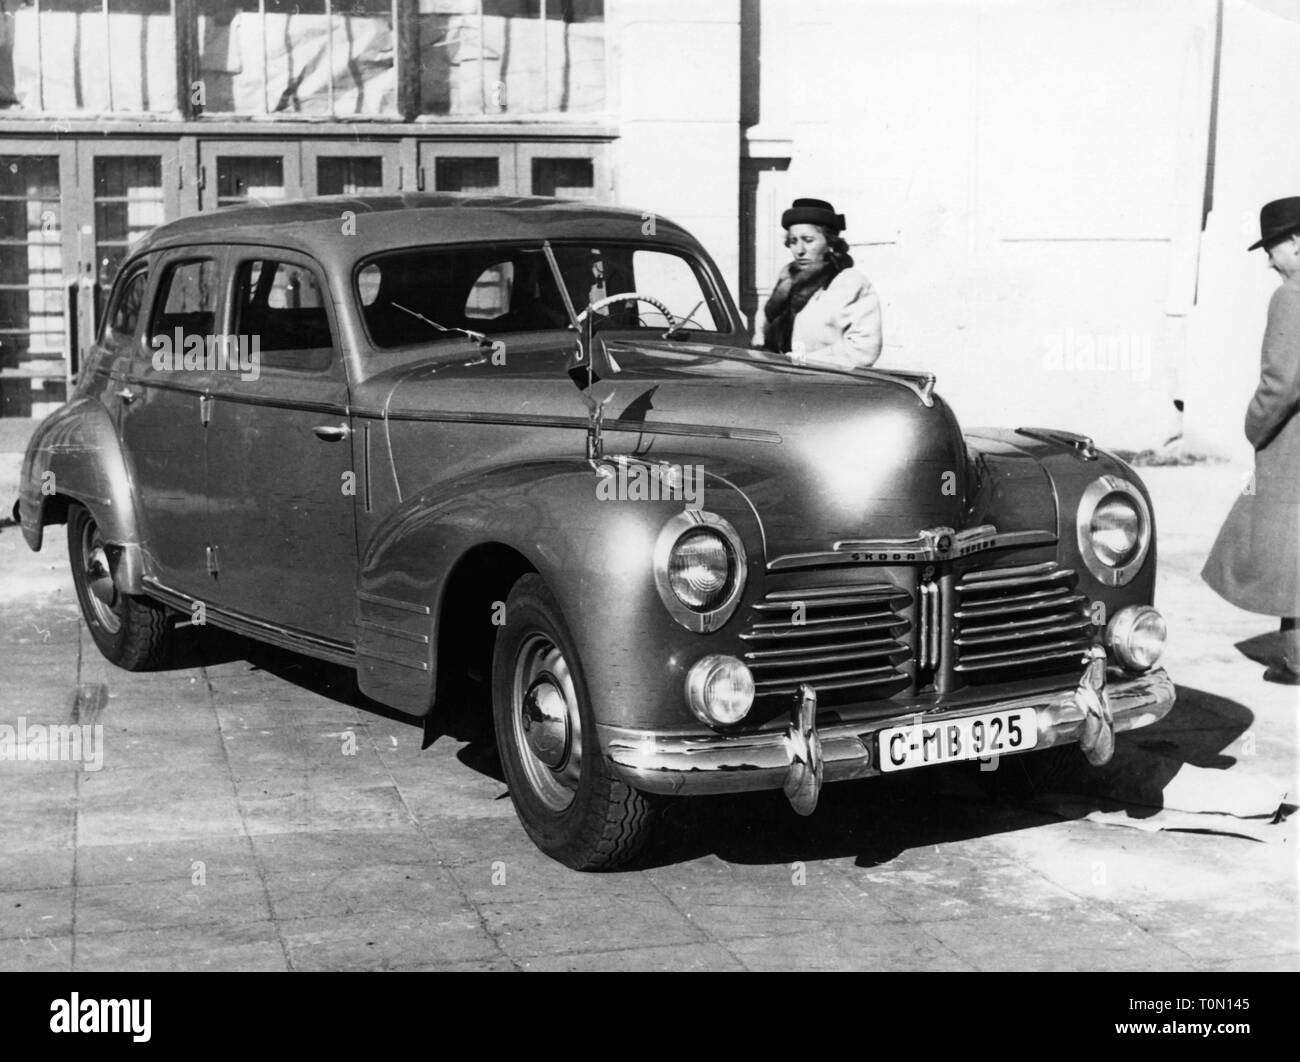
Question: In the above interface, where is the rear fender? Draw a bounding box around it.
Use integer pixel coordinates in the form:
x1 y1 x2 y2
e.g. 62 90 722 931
18 398 141 583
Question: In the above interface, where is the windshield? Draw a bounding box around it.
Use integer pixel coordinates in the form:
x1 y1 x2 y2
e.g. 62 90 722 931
356 241 729 349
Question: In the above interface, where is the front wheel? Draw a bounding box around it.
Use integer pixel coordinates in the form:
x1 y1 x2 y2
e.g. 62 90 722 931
68 503 176 670
491 574 657 870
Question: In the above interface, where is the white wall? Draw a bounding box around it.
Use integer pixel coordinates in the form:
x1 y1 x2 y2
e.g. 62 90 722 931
608 0 742 299
1183 0 1300 458
769 0 1221 451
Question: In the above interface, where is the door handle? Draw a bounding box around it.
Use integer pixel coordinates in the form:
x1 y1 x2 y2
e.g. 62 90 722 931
313 423 351 441
115 387 138 404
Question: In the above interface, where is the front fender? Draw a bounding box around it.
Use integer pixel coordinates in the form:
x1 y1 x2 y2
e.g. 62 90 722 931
968 428 1157 614
355 457 764 726
18 396 139 560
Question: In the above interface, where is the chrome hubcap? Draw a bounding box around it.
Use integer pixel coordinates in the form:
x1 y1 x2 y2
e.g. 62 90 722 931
522 676 570 769
80 521 122 635
512 634 582 812
87 546 115 605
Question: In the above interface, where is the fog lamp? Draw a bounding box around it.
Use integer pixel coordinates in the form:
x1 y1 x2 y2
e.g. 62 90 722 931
685 654 755 727
1106 605 1166 671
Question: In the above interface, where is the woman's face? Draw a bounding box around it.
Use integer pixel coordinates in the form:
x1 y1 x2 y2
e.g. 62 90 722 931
785 224 829 268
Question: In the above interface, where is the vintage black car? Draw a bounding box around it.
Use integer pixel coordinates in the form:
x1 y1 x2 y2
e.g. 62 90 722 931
15 195 1172 869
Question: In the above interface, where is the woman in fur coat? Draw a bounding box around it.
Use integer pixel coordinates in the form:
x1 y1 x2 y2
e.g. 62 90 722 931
752 198 882 369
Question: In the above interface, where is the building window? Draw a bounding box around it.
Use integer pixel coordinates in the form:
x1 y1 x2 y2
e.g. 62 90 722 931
0 0 178 113
317 156 385 195
0 155 64 416
197 0 397 116
415 0 605 117
215 156 286 206
93 157 165 285
531 156 591 199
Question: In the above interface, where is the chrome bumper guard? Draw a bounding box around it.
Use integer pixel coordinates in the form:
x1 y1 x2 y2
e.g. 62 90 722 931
600 653 1174 814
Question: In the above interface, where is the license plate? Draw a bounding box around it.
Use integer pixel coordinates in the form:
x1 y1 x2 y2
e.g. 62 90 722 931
878 708 1038 773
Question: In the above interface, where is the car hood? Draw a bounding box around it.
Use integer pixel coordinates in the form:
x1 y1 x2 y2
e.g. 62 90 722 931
361 338 1058 561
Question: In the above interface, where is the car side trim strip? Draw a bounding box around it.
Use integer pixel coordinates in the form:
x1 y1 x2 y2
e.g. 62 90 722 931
357 590 431 615
354 407 781 444
141 577 356 666
356 617 430 644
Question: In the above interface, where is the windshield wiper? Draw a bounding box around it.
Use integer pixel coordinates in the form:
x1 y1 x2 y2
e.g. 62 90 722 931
391 302 491 347
662 300 705 339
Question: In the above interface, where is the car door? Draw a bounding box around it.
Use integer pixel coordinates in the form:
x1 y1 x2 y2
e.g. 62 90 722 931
202 248 357 648
118 250 223 597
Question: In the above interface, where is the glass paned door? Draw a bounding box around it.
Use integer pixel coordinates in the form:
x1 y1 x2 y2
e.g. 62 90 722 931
76 142 182 369
91 157 166 284
199 142 301 210
0 155 67 417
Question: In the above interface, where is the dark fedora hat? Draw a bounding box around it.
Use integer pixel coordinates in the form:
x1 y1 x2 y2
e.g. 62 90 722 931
1248 196 1300 251
781 197 846 232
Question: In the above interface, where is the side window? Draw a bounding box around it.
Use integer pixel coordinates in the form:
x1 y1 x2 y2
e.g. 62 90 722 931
232 259 334 372
465 262 513 321
149 259 219 367
630 250 721 331
103 266 149 344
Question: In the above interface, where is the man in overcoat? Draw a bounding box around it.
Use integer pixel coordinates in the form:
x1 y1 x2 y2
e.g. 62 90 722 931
1203 196 1300 684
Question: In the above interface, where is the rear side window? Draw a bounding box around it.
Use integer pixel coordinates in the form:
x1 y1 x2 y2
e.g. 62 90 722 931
232 259 334 372
150 259 219 354
103 266 148 343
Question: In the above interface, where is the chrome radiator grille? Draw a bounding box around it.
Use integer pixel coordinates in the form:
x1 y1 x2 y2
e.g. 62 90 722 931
739 583 911 702
952 561 1092 683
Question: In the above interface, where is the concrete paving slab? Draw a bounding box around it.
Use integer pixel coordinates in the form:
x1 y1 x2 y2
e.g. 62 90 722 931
0 845 75 891
248 828 443 874
478 895 705 961
921 910 1193 971
75 874 272 935
724 922 975 971
75 837 261 888
0 933 73 972
263 862 464 921
0 885 75 939
238 785 414 835
279 910 500 971
77 797 247 847
74 922 288 972
523 942 747 971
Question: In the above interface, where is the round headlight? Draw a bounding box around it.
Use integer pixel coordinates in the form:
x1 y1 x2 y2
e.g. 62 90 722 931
653 511 748 633
685 654 755 727
669 530 734 611
1106 605 1167 671
1076 476 1153 586
1090 493 1141 567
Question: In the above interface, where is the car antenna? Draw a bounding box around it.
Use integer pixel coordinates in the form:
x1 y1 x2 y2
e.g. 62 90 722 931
391 302 491 348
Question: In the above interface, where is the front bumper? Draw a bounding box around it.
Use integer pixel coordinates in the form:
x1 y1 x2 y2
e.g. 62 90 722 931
599 658 1174 810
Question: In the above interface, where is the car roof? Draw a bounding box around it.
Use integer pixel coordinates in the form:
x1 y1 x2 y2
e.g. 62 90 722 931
131 194 700 267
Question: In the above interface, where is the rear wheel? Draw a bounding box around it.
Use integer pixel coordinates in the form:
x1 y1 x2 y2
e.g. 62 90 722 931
491 574 656 870
68 503 176 670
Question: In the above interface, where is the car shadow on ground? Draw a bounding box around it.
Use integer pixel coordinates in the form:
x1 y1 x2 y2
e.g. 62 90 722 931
164 635 1275 870
636 684 1264 870
181 626 502 773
